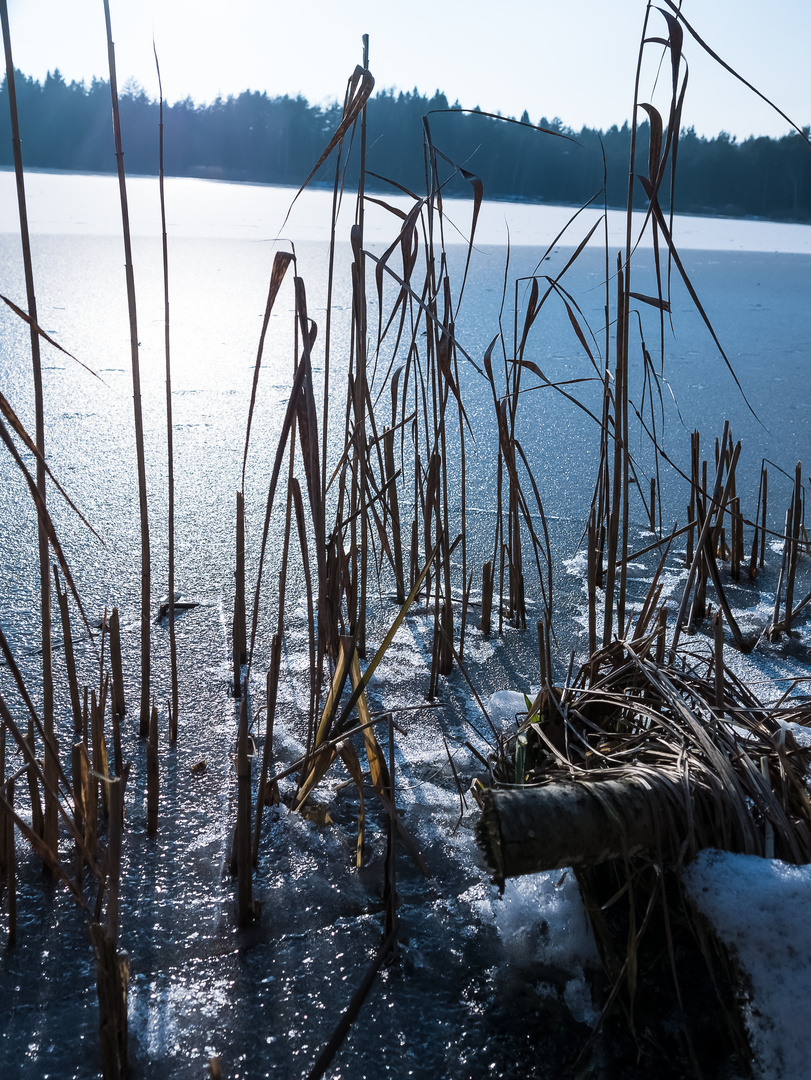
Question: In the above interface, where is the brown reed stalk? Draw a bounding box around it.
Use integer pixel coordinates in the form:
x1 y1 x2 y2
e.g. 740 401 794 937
760 465 768 568
5 777 15 945
603 256 626 647
481 560 493 636
55 565 83 733
655 605 667 664
155 47 179 737
108 607 125 721
235 492 247 666
103 0 151 737
383 711 398 951
713 610 725 717
71 742 86 887
383 427 405 601
110 693 123 778
252 635 282 865
236 685 254 926
147 701 158 835
88 915 129 1078
0 721 5 874
784 462 802 632
91 687 110 820
749 466 764 578
106 777 123 940
231 599 241 700
0 0 58 861
354 37 370 660
587 510 597 657
671 423 730 655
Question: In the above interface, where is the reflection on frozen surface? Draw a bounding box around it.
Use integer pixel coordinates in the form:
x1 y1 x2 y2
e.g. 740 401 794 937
1 175 811 1077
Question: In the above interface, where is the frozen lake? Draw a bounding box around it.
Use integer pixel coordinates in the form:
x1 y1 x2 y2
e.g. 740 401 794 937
1 170 811 1079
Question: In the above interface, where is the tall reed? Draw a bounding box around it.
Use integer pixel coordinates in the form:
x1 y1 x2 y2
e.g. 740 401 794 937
155 46 179 739
102 0 151 736
0 0 57 857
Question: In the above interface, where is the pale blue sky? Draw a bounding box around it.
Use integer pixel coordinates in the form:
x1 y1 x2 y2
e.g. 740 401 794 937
5 0 810 139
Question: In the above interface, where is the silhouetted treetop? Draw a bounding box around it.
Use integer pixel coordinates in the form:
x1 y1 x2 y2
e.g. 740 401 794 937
0 71 808 222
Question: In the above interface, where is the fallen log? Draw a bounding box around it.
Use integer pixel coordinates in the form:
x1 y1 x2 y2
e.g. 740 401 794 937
477 777 685 890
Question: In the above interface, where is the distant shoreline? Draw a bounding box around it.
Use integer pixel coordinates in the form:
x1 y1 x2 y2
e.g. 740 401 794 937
0 168 809 253
1 164 809 230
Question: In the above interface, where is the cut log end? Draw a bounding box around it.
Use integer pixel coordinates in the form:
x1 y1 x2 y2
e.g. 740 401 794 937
478 778 669 889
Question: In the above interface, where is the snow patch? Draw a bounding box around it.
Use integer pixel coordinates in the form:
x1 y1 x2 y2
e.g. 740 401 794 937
683 850 811 1080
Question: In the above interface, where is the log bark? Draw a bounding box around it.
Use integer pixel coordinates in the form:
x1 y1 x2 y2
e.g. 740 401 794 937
477 778 669 889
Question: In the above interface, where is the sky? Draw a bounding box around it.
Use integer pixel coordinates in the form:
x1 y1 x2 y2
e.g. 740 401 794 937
4 0 810 141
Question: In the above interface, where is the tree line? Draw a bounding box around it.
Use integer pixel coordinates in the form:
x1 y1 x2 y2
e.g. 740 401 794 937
1 69 809 222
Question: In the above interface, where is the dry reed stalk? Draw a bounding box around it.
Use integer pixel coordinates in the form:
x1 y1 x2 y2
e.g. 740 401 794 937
730 497 741 579
0 765 84 897
481 560 493 636
55 566 83 733
784 462 803 631
687 432 699 566
235 492 247 665
110 689 123 777
0 686 100 872
349 39 371 661
655 605 667 664
602 256 625 648
769 508 791 640
147 702 158 835
383 711 398 952
71 742 87 887
88 918 129 1079
76 739 96 866
106 777 123 941
0 0 58 861
155 49 179 738
0 722 4 874
103 0 151 737
760 464 768 568
587 512 597 657
290 477 318 747
410 519 419 591
296 637 353 806
252 635 282 865
671 424 730 654
5 777 15 945
761 756 775 860
236 685 254 926
23 731 43 841
90 689 109 820
749 466 764 578
713 610 725 718
231 598 241 700
383 427 405 602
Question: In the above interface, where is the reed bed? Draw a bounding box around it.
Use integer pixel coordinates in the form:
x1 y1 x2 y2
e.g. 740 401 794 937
0 2 810 1078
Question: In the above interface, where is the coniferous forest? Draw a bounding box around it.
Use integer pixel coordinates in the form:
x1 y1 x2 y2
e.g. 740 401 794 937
2 68 810 221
